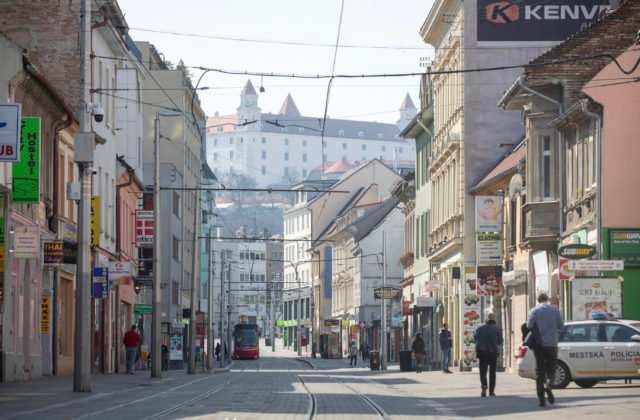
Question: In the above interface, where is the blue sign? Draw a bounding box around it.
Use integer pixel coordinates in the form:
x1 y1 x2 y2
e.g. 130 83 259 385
92 267 109 299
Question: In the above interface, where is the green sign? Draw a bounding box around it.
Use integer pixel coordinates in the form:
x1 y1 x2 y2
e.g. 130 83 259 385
0 192 5 243
277 319 284 327
610 229 640 268
12 117 41 203
134 304 153 314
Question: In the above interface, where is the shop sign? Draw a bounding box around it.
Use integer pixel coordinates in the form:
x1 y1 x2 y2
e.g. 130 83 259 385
41 295 50 333
109 261 133 286
91 196 100 246
462 265 480 368
92 267 109 299
609 229 640 268
476 233 502 265
134 304 152 314
374 286 401 300
475 196 502 232
12 117 40 203
43 241 64 267
136 210 154 248
558 244 596 260
571 277 622 320
568 260 624 271
14 225 39 259
477 266 503 296
324 319 340 327
169 334 183 360
0 103 21 161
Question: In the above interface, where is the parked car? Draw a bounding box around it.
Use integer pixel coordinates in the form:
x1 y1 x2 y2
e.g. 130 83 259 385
516 317 640 388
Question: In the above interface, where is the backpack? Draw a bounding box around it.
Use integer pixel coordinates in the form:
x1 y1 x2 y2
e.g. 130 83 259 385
350 344 358 357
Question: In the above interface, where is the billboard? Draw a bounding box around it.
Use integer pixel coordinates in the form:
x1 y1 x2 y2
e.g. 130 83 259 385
477 0 609 42
0 104 21 161
571 277 622 320
475 196 503 232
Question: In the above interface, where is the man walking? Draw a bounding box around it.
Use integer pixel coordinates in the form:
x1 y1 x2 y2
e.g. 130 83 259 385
123 324 141 374
475 313 503 397
526 293 565 407
439 323 453 373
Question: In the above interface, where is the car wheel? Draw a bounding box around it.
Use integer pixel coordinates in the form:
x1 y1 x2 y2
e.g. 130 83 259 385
575 380 598 388
553 362 571 389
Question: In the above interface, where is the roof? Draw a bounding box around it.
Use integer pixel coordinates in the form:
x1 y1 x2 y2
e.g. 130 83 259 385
470 140 526 192
241 80 257 95
400 93 416 110
278 94 301 117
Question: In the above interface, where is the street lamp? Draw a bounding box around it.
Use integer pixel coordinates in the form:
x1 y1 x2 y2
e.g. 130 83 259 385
152 109 181 378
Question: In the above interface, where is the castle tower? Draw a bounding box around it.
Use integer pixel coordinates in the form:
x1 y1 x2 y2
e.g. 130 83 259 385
237 79 261 124
396 93 417 131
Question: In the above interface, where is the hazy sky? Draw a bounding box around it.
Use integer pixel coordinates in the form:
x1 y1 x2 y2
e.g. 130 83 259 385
118 0 434 124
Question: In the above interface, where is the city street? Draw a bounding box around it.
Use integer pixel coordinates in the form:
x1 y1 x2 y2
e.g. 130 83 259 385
1 339 639 419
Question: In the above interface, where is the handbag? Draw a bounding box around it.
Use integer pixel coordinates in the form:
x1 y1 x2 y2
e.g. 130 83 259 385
523 330 535 349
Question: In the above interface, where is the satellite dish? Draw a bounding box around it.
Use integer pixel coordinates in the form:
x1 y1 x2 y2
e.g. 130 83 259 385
508 174 523 200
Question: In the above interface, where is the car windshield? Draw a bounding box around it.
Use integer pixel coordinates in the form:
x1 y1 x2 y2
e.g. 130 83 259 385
628 322 640 331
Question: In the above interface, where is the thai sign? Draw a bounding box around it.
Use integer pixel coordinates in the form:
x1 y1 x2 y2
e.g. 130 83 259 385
12 117 40 203
475 196 502 232
0 104 21 161
44 241 64 267
91 196 101 246
571 277 622 320
41 295 50 333
477 0 609 42
609 229 640 268
374 286 401 300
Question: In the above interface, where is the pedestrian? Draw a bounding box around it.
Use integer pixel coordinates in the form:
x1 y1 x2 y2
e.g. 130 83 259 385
411 332 427 373
526 293 565 407
161 344 169 371
215 342 221 361
360 341 369 363
349 341 358 367
475 313 503 397
123 324 140 374
439 323 453 373
224 342 229 361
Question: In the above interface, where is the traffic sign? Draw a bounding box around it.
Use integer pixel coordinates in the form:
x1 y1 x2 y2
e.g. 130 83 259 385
568 260 624 271
134 304 152 314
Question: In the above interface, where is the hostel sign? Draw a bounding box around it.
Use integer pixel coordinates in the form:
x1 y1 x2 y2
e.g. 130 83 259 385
12 117 41 203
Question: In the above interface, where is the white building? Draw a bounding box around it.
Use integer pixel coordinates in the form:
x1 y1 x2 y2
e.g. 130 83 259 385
206 81 416 187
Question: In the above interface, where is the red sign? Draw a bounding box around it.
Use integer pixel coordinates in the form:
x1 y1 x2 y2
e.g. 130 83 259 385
358 320 367 329
135 210 154 248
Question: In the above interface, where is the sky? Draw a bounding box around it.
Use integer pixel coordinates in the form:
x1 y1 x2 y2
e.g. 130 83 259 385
118 0 435 125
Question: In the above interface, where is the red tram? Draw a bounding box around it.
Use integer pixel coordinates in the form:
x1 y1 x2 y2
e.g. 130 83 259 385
232 323 260 359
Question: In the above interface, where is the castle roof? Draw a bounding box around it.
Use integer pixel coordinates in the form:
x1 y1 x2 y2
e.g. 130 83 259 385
278 94 301 117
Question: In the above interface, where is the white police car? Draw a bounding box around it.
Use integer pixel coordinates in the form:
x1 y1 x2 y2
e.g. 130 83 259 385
516 315 640 388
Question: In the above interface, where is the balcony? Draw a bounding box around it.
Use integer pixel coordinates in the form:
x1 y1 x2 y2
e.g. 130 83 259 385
522 201 560 248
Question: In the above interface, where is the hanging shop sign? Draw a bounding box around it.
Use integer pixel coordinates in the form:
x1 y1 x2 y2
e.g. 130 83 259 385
571 277 622 320
558 244 596 260
475 196 503 232
12 117 41 203
0 103 21 161
476 233 502 265
41 295 50 333
609 229 640 268
43 241 64 267
14 225 39 259
92 267 109 299
109 261 133 286
476 265 503 296
373 286 401 300
91 196 100 246
135 209 154 248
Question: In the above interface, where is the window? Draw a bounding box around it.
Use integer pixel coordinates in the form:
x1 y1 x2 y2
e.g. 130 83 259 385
173 191 180 217
302 153 307 162
361 144 366 151
284 152 289 161
284 138 289 145
230 137 234 145
213 152 218 161
172 235 180 261
342 143 347 150
303 168 307 178
542 135 551 199
229 151 234 160
239 137 244 144
399 147 403 153
358 131 364 137
299 127 305 133
262 166 266 175
605 324 636 342
214 138 218 146
262 150 267 159
303 140 307 147
284 167 289 176
378 133 383 139
262 137 266 144
172 281 179 305
339 130 344 136
559 324 600 343
382 145 386 152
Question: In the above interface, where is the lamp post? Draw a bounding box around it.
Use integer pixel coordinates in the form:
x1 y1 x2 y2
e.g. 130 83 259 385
152 110 181 378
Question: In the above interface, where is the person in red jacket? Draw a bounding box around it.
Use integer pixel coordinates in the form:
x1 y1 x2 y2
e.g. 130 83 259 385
123 324 141 374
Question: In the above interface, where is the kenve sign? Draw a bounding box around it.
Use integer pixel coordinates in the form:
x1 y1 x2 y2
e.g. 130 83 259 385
477 0 609 42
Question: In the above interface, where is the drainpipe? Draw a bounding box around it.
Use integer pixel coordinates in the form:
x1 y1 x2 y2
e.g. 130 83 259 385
580 100 602 258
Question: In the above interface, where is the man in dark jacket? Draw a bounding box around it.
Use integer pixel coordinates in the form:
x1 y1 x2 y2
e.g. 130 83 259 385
438 323 453 373
475 313 503 397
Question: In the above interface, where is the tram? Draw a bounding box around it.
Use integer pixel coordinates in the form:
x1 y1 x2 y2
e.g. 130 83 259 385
232 323 260 359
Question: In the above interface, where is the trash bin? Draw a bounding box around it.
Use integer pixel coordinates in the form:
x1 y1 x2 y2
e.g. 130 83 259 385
265 338 271 347
399 350 413 372
369 350 380 370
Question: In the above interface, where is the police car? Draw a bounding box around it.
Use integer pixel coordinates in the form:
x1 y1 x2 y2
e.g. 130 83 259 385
516 314 640 388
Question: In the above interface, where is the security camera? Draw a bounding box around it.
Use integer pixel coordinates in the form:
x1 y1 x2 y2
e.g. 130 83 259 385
87 167 97 175
92 103 104 123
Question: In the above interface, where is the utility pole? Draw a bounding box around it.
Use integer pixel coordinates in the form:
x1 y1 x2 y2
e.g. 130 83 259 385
219 251 224 368
151 114 162 378
187 188 200 374
73 0 93 392
227 260 232 363
381 231 387 370
207 249 214 370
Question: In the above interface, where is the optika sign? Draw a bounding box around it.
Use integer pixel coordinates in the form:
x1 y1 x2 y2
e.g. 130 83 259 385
477 0 609 42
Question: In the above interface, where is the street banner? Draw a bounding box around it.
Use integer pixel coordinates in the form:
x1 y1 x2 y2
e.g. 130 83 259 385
91 196 100 246
136 210 154 248
571 277 622 320
475 196 502 232
109 261 133 285
12 117 41 203
41 295 50 333
92 267 109 299
0 103 21 161
44 241 64 267
462 266 480 368
477 265 503 296
14 225 39 259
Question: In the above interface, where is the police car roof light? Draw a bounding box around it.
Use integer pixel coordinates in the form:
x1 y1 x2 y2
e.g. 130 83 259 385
591 311 609 320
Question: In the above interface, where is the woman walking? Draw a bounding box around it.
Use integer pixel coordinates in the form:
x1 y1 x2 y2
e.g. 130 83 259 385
411 332 426 373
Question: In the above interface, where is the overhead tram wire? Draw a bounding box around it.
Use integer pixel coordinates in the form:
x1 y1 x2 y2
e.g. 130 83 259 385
160 187 350 193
